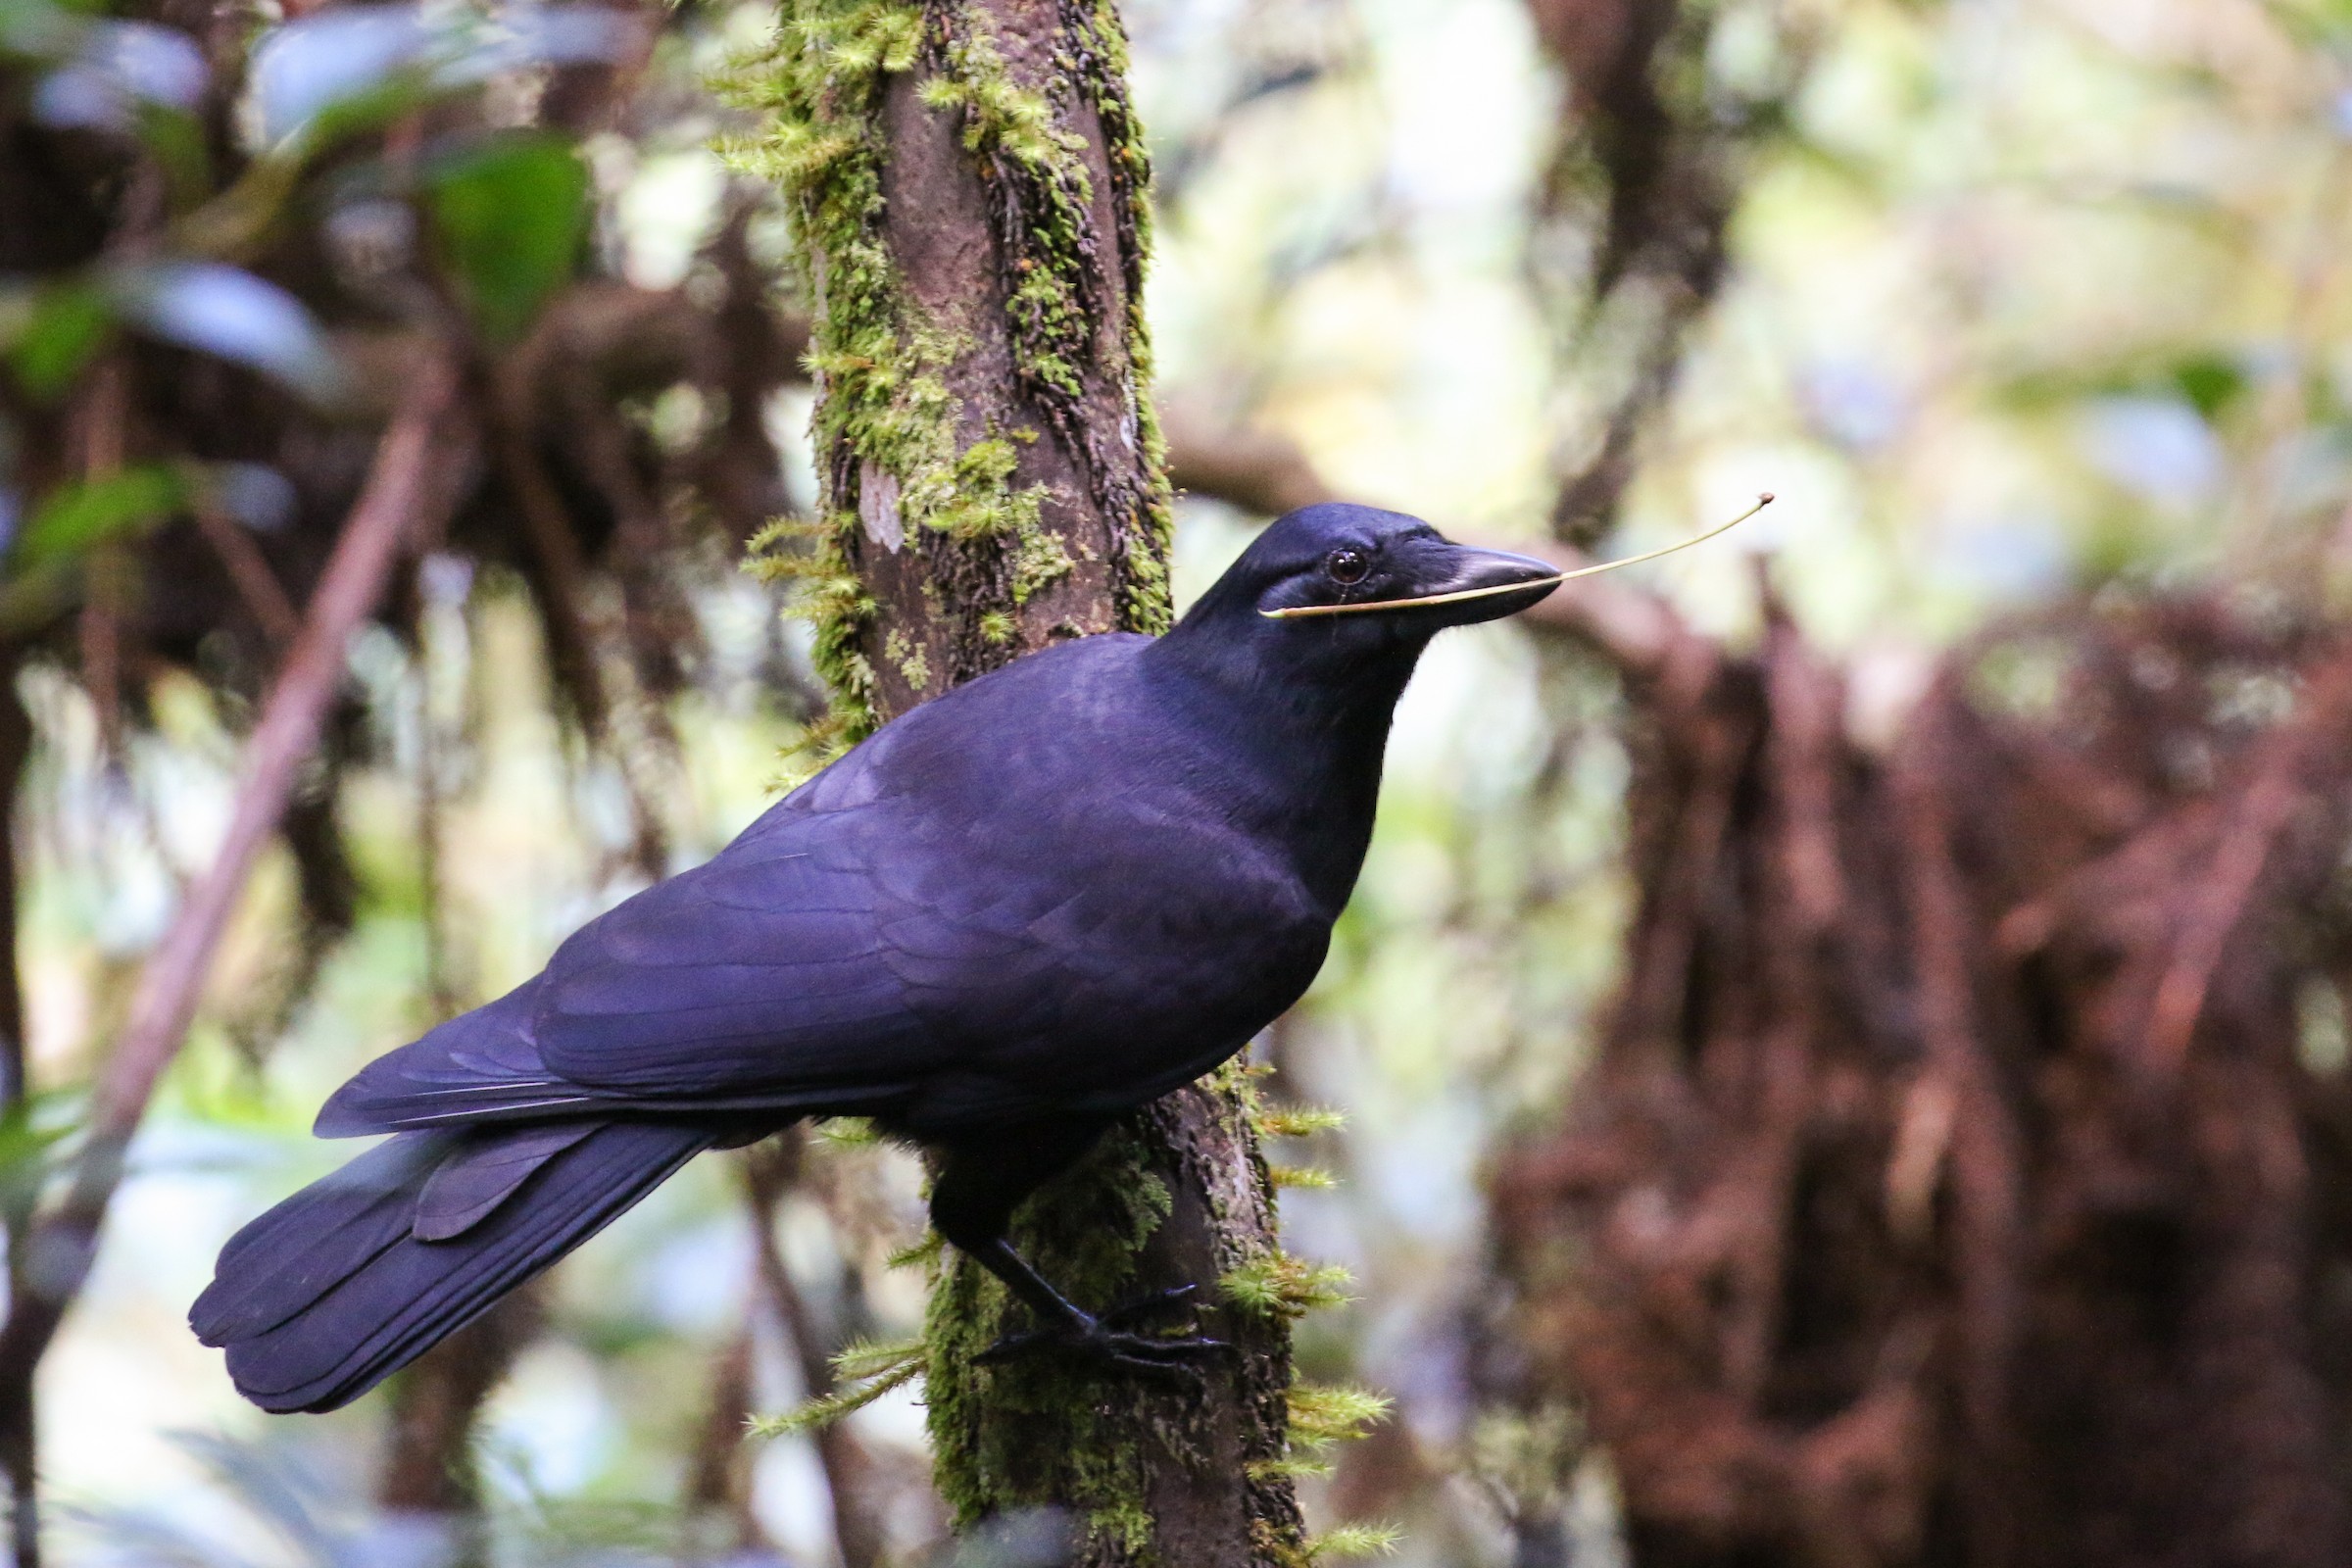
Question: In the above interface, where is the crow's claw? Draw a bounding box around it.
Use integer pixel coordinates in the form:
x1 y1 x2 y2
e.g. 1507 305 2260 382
977 1308 1225 1381
976 1330 1224 1382
1099 1283 1199 1332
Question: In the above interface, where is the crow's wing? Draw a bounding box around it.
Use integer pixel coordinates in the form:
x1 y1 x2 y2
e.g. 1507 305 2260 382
319 639 1329 1138
316 795 954 1133
525 802 952 1096
523 771 1326 1129
859 784 1331 1122
321 777 1322 1137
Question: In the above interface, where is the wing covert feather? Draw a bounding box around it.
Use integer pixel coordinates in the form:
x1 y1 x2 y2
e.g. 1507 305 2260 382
530 805 950 1097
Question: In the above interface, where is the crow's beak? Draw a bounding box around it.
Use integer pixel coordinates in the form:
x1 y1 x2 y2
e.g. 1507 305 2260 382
1260 542 1563 622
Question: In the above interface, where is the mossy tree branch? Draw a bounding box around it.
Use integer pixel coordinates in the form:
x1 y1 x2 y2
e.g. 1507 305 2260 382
728 3 1308 1561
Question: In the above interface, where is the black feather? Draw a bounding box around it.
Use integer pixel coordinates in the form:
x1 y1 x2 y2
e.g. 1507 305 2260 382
193 1121 712 1412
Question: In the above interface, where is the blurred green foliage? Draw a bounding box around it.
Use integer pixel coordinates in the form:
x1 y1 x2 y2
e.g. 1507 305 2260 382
426 135 595 346
18 466 181 569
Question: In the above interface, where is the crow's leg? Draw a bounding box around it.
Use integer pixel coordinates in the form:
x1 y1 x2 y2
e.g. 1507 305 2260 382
928 1119 1223 1375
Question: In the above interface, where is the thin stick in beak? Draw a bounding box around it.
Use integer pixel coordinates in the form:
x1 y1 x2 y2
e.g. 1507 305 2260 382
1261 492 1774 620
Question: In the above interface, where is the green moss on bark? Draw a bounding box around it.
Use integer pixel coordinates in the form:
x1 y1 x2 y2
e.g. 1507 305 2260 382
921 1118 1176 1551
723 0 1170 755
722 1 920 750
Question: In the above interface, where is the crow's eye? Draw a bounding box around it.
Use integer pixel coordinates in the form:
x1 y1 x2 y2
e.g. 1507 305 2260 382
1325 548 1370 586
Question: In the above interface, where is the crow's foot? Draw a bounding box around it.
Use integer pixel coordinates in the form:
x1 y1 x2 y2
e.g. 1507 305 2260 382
974 1321 1224 1378
1099 1282 1202 1331
977 1285 1223 1379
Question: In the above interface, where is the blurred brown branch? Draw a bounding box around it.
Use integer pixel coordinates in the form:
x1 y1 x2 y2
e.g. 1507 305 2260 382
379 1289 544 1544
1522 0 1813 545
1162 402 1336 519
742 1135 886 1568
0 364 463 1565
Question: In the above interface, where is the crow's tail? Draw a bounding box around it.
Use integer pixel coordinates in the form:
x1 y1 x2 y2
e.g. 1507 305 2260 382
190 1120 714 1413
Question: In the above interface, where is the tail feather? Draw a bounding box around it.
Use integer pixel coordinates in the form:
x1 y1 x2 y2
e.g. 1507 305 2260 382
192 1121 712 1413
414 1122 598 1241
195 1133 457 1346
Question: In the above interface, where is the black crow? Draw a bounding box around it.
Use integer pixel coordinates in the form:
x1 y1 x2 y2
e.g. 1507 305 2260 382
190 503 1561 1411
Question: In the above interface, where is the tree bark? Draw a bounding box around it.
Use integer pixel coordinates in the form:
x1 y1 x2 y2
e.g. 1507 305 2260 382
738 3 1306 1560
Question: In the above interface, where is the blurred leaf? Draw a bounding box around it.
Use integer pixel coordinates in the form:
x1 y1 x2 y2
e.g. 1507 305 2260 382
425 132 590 345
248 5 639 148
168 146 309 265
1999 352 2249 425
0 1088 82 1215
247 5 437 145
6 283 113 398
0 0 84 59
137 105 214 205
30 19 205 127
18 465 183 569
16 12 213 197
2278 0 2352 46
2171 353 2246 420
107 263 347 402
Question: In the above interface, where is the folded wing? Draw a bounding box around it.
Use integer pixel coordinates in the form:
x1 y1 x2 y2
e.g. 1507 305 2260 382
318 802 956 1135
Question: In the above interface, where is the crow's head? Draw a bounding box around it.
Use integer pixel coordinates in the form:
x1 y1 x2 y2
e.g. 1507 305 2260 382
1177 503 1560 647
1156 504 1562 709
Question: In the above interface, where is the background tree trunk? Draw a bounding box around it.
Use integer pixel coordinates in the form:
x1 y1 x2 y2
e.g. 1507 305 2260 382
735 3 1307 1561
1487 583 2352 1568
376 1290 543 1568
